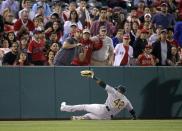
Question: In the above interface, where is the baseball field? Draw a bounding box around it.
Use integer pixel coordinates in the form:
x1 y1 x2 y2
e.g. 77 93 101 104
0 120 182 131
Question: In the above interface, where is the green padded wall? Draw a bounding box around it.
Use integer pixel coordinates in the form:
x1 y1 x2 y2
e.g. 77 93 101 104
0 67 20 119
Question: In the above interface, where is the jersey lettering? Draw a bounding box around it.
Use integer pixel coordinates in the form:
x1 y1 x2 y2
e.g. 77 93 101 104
113 99 125 109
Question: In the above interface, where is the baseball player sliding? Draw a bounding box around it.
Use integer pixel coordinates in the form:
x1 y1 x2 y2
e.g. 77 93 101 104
60 70 136 120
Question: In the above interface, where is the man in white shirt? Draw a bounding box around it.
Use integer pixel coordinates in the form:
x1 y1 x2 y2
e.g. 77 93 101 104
113 34 133 66
91 26 114 66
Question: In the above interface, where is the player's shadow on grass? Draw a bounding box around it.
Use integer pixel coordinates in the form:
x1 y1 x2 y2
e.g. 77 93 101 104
139 78 182 118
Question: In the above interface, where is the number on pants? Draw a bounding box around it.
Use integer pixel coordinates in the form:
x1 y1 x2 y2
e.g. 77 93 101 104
113 99 124 109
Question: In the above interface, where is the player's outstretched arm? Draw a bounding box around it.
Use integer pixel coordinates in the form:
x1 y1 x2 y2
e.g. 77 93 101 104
80 70 106 88
93 76 106 89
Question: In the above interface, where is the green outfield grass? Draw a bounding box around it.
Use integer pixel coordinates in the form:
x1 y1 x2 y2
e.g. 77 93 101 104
0 120 182 131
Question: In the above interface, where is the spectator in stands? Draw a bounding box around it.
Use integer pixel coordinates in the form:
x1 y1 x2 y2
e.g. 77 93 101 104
14 8 35 37
148 25 162 44
167 27 178 48
131 21 140 40
127 9 138 23
62 1 77 22
140 13 152 29
167 46 179 66
76 0 91 28
27 28 46 65
0 39 11 54
49 42 60 55
2 8 15 33
53 29 82 66
34 4 49 24
71 28 102 66
61 23 77 43
137 44 156 66
45 21 62 43
152 2 176 29
45 32 59 50
21 0 35 20
112 7 126 31
63 10 83 37
136 0 145 17
0 0 20 17
133 28 149 58
112 29 124 48
90 6 99 22
2 42 19 65
139 7 151 24
33 14 44 29
106 7 113 23
90 7 115 37
45 50 55 66
51 1 65 23
32 0 51 17
45 12 61 33
19 36 28 53
91 26 114 66
5 30 17 47
14 51 30 66
113 34 133 66
123 21 135 47
152 29 172 66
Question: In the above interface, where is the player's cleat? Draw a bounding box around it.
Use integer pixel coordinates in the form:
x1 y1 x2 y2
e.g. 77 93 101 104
71 116 84 120
60 102 66 111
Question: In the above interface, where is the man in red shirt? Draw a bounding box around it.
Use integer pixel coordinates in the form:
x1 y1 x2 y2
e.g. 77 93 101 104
71 28 102 66
14 9 35 37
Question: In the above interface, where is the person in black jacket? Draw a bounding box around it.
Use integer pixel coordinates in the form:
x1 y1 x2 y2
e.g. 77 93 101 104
152 29 172 66
133 28 149 58
2 42 19 65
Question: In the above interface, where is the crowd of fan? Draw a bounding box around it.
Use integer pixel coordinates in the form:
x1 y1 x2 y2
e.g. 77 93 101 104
0 0 182 66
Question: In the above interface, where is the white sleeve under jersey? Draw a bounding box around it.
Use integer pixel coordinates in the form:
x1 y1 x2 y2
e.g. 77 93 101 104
104 84 133 116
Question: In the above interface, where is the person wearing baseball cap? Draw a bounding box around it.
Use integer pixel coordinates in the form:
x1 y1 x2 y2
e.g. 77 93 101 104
113 34 133 66
161 2 168 7
91 25 114 66
152 1 176 29
27 26 46 65
54 28 83 66
161 29 167 34
144 13 152 23
122 34 130 40
140 28 149 34
82 28 90 34
152 27 172 66
133 28 149 58
71 28 102 66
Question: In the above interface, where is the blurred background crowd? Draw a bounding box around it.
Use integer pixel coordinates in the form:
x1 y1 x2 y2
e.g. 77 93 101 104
0 0 182 66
